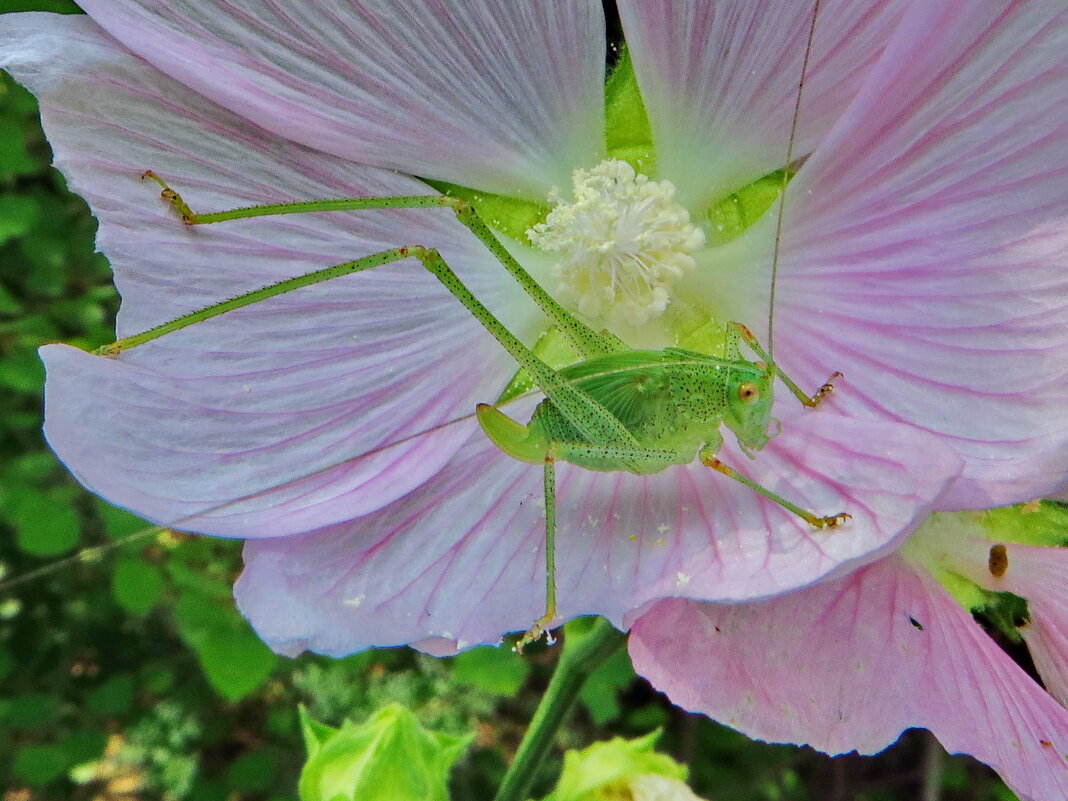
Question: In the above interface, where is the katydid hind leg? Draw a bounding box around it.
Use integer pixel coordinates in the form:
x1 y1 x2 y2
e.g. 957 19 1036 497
412 248 644 450
143 170 624 361
449 205 628 361
128 178 640 451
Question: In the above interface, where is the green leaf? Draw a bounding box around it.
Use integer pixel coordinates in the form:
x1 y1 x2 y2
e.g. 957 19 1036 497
59 730 107 764
87 675 135 716
0 0 83 13
4 485 79 556
579 648 636 726
94 497 150 539
0 117 35 178
563 619 637 726
12 744 69 786
174 592 278 702
0 345 45 393
111 557 164 614
0 693 60 730
8 451 59 482
0 283 20 314
227 749 281 792
0 646 13 682
138 662 175 694
0 194 41 244
452 645 530 696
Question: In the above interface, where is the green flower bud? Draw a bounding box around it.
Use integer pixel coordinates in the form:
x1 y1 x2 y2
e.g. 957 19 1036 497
543 731 704 801
298 704 472 801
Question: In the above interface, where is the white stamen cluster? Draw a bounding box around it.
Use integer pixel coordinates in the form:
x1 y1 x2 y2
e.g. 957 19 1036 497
527 159 704 327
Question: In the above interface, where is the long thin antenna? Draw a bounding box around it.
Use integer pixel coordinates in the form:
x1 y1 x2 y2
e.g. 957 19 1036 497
768 0 821 360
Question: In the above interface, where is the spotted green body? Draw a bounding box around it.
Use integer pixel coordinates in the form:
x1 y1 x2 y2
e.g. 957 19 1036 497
481 348 774 475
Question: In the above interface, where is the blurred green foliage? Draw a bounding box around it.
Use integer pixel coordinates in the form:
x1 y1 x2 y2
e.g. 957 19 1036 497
0 6 1024 801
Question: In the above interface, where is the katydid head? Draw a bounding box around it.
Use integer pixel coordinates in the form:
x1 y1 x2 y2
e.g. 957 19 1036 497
723 364 776 458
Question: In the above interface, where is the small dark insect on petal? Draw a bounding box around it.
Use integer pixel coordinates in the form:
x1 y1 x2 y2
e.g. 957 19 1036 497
908 616 924 631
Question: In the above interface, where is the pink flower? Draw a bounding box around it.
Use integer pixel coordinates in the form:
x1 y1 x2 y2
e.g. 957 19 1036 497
630 512 1068 801
2 0 1066 674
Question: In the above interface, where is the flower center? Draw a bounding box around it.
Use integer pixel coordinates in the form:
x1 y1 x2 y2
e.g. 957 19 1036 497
527 159 704 328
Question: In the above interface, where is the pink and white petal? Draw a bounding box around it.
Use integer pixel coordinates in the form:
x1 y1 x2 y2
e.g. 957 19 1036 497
701 1 1068 507
72 1 605 198
630 556 1068 801
981 544 1068 708
617 0 909 206
235 409 960 656
2 14 534 536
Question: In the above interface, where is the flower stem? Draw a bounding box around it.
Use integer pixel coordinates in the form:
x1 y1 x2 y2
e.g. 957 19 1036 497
493 617 627 801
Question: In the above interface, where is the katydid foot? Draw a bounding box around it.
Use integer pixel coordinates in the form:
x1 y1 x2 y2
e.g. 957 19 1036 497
514 616 557 654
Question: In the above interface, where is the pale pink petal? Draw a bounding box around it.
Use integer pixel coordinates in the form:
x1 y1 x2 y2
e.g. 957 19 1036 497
698 1 1068 507
630 556 1068 801
617 0 908 206
981 544 1068 709
73 0 605 198
235 410 961 656
2 14 535 536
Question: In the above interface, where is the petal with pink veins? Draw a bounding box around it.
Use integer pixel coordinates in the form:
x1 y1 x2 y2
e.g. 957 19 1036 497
694 1 1068 507
618 0 909 207
1 14 537 536
630 555 1068 801
72 0 606 198
981 544 1068 709
235 409 961 656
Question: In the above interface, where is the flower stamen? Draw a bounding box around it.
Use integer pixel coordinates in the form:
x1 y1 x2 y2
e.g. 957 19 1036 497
527 159 704 327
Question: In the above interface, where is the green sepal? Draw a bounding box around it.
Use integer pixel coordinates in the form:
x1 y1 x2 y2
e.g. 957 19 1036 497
299 705 337 757
604 47 655 175
705 169 792 246
298 703 473 801
422 178 549 243
541 731 688 801
975 500 1068 548
496 326 581 405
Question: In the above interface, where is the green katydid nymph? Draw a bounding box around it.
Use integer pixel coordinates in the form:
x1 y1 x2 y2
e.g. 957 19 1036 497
93 0 845 651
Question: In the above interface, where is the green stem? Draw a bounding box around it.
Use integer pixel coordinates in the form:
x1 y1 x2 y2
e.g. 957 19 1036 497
494 618 626 801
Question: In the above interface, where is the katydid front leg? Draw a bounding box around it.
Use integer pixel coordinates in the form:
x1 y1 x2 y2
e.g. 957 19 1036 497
728 322 842 407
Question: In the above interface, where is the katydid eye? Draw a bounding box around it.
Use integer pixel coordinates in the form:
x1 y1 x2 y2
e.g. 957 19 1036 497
738 382 760 405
